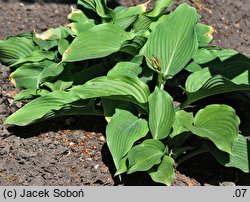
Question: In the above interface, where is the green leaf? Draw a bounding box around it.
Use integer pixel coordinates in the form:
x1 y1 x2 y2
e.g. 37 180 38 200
210 48 239 61
115 156 128 176
149 155 175 186
113 3 147 29
33 36 58 51
67 21 95 35
208 134 250 173
101 99 121 122
132 14 152 32
208 51 250 84
58 39 70 55
107 62 142 78
185 62 203 72
4 91 80 126
102 98 137 123
127 139 165 174
192 48 217 64
145 0 173 18
195 23 214 46
10 50 55 67
139 67 155 83
185 67 213 93
114 4 146 19
13 89 49 103
68 8 89 22
35 26 72 41
15 32 33 39
0 37 36 66
142 3 200 78
78 0 111 19
38 63 64 85
62 23 135 62
183 68 250 107
40 99 103 120
148 87 175 139
10 60 54 89
121 35 147 55
170 110 193 138
49 67 73 91
106 109 149 172
191 104 240 154
71 76 150 109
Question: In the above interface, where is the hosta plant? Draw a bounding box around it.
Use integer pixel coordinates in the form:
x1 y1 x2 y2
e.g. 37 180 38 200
1 0 250 185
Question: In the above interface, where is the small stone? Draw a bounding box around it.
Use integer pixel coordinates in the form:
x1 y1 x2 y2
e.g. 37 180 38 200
220 181 236 186
30 176 45 186
18 150 37 159
94 164 99 169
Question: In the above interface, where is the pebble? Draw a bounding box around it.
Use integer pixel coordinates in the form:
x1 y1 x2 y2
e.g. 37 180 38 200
220 181 236 186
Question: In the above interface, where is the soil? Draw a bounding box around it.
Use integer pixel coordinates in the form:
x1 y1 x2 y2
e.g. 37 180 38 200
0 0 250 186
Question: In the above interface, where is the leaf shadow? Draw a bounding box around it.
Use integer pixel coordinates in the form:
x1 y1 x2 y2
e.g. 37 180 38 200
6 115 106 138
203 53 250 83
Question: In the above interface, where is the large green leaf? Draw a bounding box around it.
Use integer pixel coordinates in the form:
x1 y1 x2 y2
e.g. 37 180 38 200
208 134 250 173
40 99 103 120
4 91 80 126
127 139 165 174
71 76 150 109
106 109 149 173
182 68 250 107
149 155 175 186
62 23 135 62
10 60 54 89
190 104 240 154
142 3 200 78
10 50 55 67
148 87 175 139
0 37 36 66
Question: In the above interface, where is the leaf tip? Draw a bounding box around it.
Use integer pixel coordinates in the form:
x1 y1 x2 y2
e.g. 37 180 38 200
205 26 215 41
62 48 71 61
9 75 16 87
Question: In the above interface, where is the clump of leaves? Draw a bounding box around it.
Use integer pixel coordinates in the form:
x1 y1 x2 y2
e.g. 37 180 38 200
1 0 250 185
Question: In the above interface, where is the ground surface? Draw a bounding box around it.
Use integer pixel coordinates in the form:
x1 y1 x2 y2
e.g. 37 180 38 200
0 0 249 186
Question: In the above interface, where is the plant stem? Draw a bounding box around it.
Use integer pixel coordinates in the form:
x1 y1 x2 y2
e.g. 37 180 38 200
158 73 165 90
175 146 209 167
